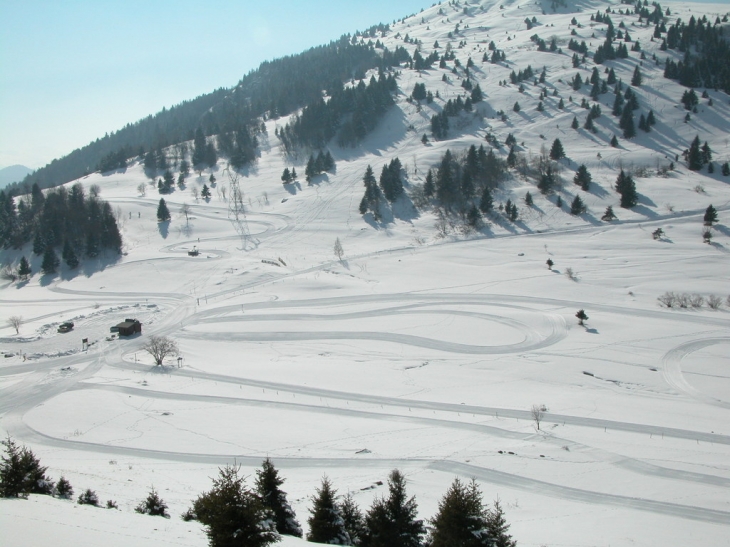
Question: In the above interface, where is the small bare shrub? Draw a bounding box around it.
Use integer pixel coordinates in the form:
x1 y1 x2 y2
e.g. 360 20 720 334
707 294 722 310
657 292 677 308
676 293 691 309
690 294 705 309
693 184 705 194
565 267 577 281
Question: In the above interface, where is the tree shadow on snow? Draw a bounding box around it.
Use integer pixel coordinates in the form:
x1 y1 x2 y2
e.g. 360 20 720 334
158 220 170 239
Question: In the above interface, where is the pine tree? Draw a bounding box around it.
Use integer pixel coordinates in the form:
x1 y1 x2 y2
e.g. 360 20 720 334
54 476 73 499
41 247 60 275
549 138 565 160
423 170 435 198
135 488 169 517
704 204 718 226
192 128 207 168
62 240 79 269
479 186 493 214
157 198 171 221
610 134 619 147
467 204 482 228
1 437 53 498
17 256 31 279
506 146 516 168
341 493 367 546
601 205 617 221
570 195 585 215
191 465 279 547
255 458 302 537
201 184 211 200
571 116 579 129
363 469 425 547
722 162 730 176
687 136 703 171
631 65 642 86
428 478 494 547
307 476 350 545
525 191 533 206
486 500 517 547
512 101 520 112
573 165 592 191
538 166 556 194
281 168 292 184
32 231 45 256
616 169 638 208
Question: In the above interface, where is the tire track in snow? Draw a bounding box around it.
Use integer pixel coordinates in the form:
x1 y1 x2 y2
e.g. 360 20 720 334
662 337 730 410
9 414 730 526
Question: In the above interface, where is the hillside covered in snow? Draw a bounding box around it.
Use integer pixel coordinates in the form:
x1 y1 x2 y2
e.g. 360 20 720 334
2 0 730 546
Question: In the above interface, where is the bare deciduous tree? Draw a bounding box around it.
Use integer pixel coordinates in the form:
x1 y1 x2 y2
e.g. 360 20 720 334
143 335 179 366
137 183 147 197
531 404 547 431
180 203 191 226
334 238 344 261
8 315 23 334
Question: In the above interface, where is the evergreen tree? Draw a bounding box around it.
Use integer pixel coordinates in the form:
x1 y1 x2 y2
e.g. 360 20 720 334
363 469 425 547
571 116 579 130
62 240 79 269
201 184 211 200
135 488 169 517
573 165 592 191
687 136 703 171
601 205 617 221
646 109 656 126
54 476 73 499
423 170 435 198
512 101 521 113
615 169 638 208
620 107 635 138
549 138 565 160
538 166 556 194
157 198 171 221
610 135 619 147
428 478 495 547
255 458 302 537
1 437 53 498
704 204 718 226
17 256 31 279
341 493 367 546
191 465 279 547
41 247 59 275
467 204 482 228
570 195 585 215
722 162 730 176
32 231 45 256
485 500 517 547
631 65 643 86
281 168 292 184
506 146 517 168
479 186 493 214
524 191 533 206
307 476 350 545
192 128 207 168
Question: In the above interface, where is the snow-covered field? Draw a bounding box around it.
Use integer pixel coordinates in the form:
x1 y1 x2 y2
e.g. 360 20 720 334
2 0 730 545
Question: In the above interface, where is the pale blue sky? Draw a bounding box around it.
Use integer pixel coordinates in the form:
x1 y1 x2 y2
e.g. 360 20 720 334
1 0 726 170
0 0 428 169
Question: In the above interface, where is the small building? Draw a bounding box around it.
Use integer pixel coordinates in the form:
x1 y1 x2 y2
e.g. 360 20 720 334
115 319 142 336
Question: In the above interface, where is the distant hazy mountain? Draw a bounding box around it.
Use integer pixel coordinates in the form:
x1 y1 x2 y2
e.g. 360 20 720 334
0 165 33 188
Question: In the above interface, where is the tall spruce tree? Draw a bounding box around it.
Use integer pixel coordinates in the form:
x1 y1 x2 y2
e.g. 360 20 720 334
255 458 302 537
362 469 425 547
340 493 367 546
157 198 171 221
573 165 592 191
1 437 54 498
486 500 517 547
17 256 31 279
549 138 565 160
41 247 59 275
615 169 638 208
307 476 350 545
687 136 703 171
428 478 495 547
190 464 279 547
704 204 718 226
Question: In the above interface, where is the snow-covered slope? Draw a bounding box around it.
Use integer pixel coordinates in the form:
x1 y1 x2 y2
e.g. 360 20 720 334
2 1 730 546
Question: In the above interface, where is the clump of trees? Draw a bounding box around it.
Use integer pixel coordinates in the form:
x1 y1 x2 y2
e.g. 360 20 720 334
0 183 122 265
